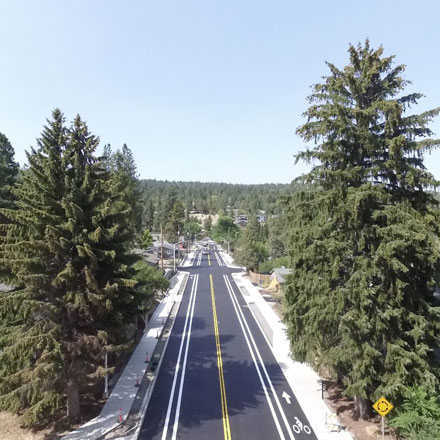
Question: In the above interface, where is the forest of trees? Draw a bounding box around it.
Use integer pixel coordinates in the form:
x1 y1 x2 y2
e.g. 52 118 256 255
141 179 290 225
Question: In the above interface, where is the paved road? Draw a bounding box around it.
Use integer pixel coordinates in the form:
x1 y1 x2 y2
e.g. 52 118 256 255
139 248 317 440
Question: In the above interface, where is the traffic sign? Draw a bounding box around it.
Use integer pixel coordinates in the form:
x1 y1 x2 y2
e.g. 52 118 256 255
373 396 394 417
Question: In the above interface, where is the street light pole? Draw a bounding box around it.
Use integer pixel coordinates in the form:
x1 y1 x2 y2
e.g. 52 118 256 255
103 351 108 399
173 240 185 273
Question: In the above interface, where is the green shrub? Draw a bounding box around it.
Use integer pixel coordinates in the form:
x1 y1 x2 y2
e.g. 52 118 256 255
389 388 440 440
258 256 290 274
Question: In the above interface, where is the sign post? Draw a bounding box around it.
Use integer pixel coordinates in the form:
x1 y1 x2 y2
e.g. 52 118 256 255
373 396 394 440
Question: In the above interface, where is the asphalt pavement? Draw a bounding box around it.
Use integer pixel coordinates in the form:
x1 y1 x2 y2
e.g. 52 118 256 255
138 249 317 440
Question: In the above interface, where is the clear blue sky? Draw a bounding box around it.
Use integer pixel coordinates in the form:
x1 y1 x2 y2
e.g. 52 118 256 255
1 0 439 184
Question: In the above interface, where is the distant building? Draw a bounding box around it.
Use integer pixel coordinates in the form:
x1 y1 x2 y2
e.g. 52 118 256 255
155 242 179 259
236 219 248 228
235 214 248 228
270 267 293 283
268 267 293 291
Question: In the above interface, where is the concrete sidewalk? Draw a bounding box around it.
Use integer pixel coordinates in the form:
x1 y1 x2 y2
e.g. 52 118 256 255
220 251 352 440
61 255 194 440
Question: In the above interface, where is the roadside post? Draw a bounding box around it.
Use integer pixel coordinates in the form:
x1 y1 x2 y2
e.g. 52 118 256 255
373 396 394 440
103 351 109 399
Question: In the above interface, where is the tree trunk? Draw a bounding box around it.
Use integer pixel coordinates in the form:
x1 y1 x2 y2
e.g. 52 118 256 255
67 379 80 421
353 396 371 420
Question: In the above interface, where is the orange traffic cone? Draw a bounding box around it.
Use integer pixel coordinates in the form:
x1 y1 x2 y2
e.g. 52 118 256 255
135 374 140 387
119 407 123 422
144 352 149 363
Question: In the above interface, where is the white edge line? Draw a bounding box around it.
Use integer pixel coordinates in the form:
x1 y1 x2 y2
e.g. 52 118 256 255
171 274 199 440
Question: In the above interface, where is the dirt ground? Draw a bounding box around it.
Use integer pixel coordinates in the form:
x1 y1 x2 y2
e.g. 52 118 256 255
0 412 57 440
324 383 395 440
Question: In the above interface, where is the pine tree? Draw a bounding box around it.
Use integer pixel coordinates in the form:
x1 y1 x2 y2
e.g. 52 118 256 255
163 200 185 243
142 198 155 231
0 132 19 281
101 143 114 171
0 110 67 425
0 110 151 424
285 41 440 419
0 132 19 214
112 144 143 234
203 215 212 232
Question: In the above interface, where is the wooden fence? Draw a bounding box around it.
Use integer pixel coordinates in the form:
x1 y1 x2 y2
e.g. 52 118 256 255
248 269 271 286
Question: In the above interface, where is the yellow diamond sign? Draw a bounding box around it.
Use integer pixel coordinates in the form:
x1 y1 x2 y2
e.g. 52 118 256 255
373 396 394 417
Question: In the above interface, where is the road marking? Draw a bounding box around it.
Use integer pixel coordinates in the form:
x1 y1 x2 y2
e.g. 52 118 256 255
161 274 199 440
208 254 211 266
171 274 199 440
224 275 297 440
195 251 202 266
210 274 231 440
214 252 224 266
282 391 292 405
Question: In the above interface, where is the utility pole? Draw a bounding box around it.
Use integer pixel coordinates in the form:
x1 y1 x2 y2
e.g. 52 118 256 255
103 351 108 399
160 224 164 273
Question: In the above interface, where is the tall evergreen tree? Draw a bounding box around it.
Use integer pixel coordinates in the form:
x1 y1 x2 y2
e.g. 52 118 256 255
285 41 440 419
101 143 114 171
203 215 212 233
142 198 155 231
163 200 185 243
0 110 68 424
0 132 19 281
0 132 19 214
0 110 151 424
112 144 143 234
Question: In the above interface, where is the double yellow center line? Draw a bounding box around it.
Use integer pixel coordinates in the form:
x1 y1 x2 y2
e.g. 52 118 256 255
210 274 231 440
